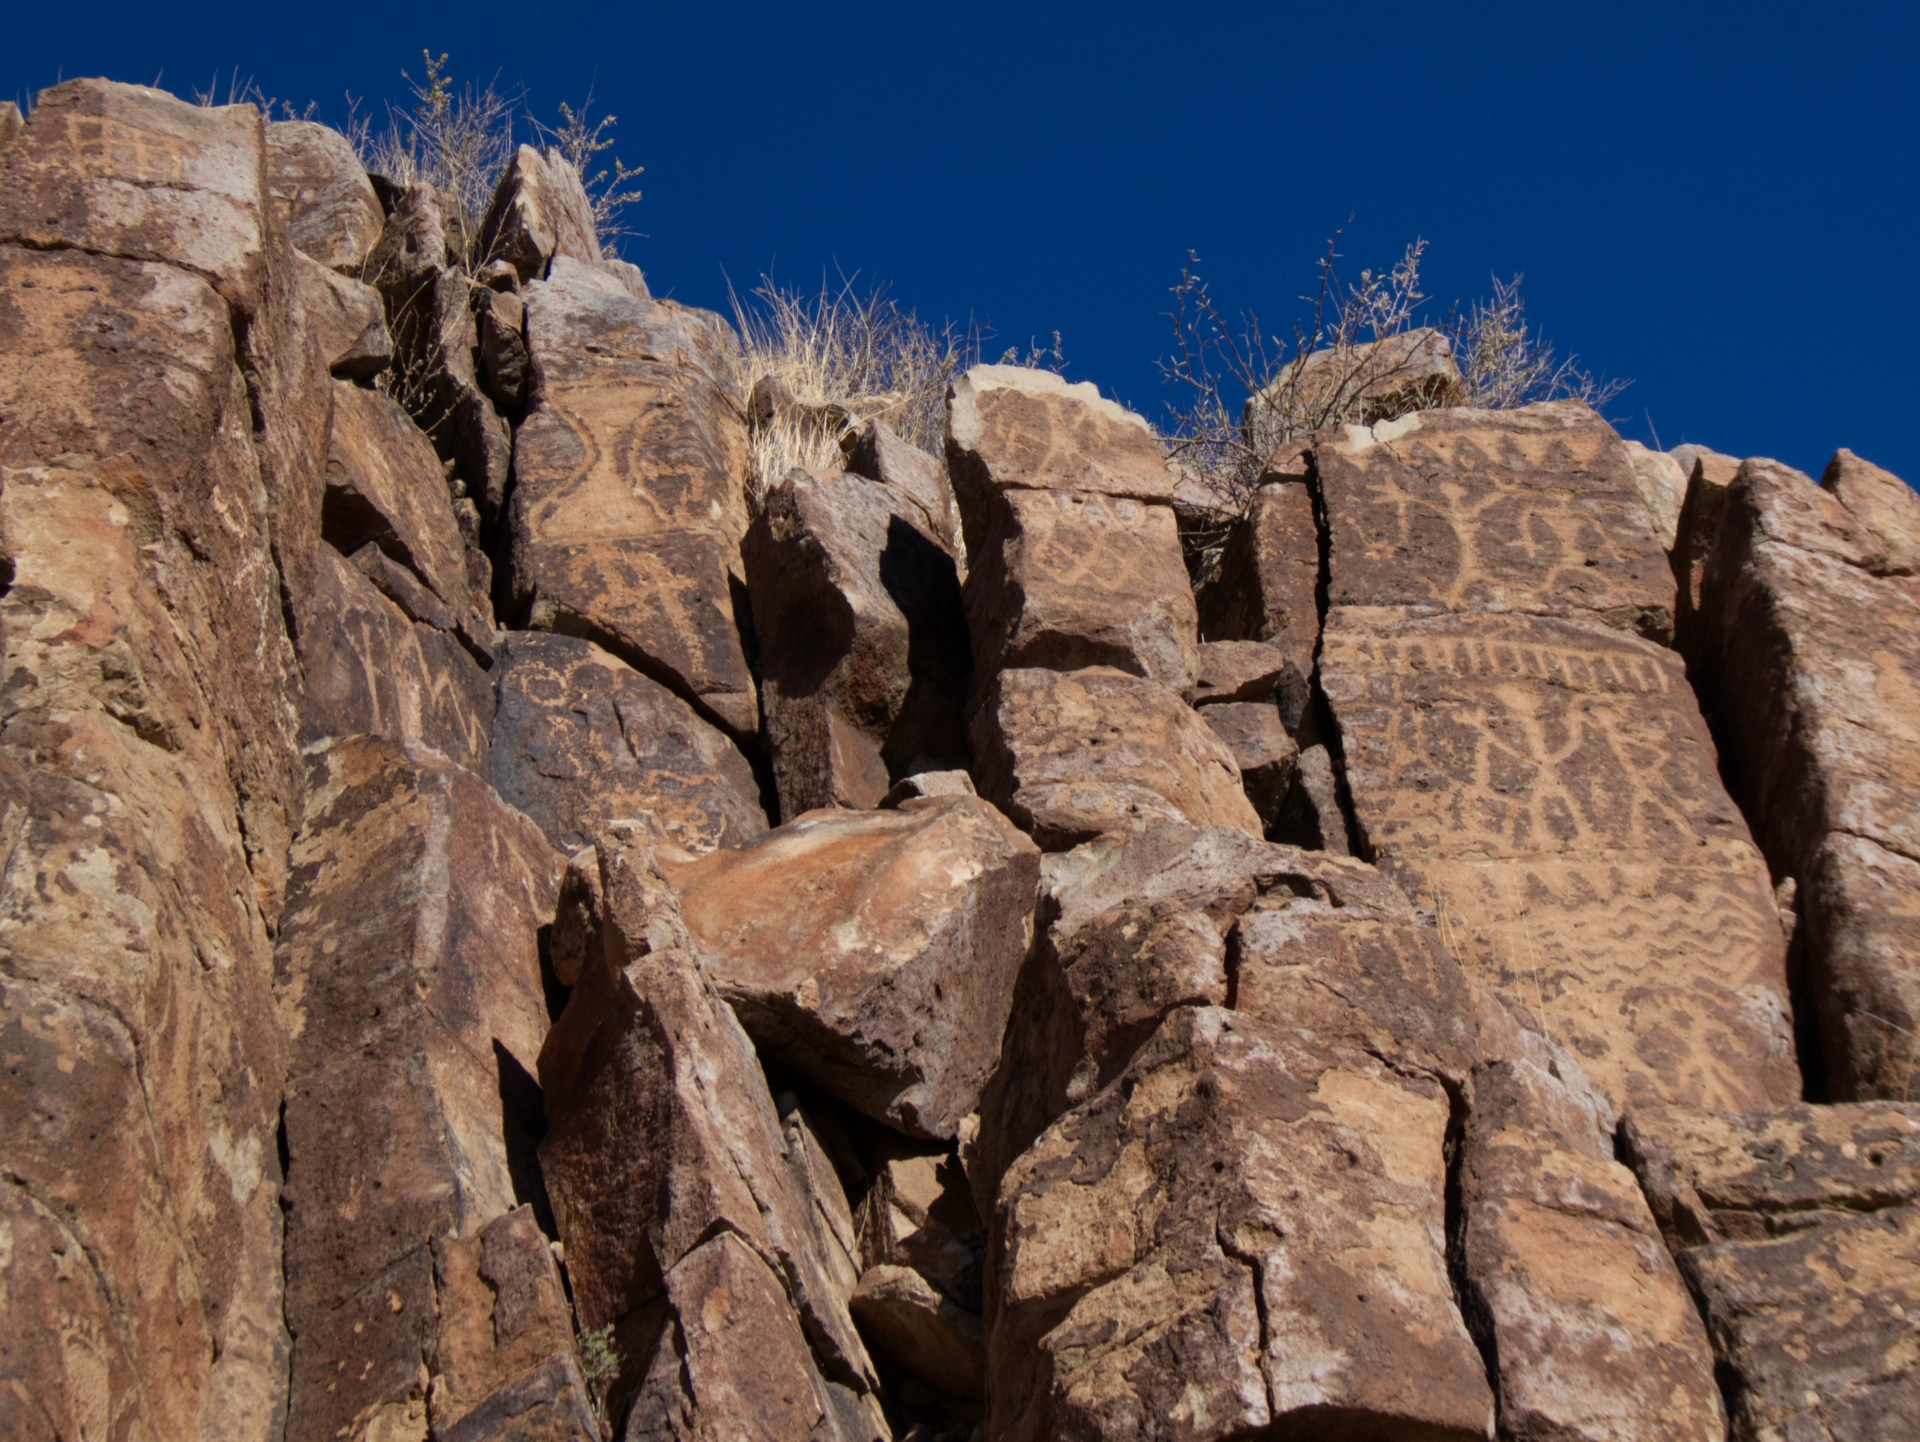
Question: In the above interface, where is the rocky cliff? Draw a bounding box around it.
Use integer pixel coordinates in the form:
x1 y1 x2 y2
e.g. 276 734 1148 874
1 80 1915 1442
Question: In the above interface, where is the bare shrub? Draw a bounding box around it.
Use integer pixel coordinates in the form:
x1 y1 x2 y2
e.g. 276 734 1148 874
351 52 518 242
529 91 645 248
1163 232 1625 578
727 274 984 507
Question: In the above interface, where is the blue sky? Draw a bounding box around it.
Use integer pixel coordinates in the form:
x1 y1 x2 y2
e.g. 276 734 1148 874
11 1 1917 484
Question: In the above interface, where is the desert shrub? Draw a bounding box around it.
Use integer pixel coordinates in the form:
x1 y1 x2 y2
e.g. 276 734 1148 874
1163 232 1625 578
727 274 985 507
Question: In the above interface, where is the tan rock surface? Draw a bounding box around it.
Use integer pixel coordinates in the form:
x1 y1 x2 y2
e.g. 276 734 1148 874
991 1006 1494 1442
842 415 964 560
1621 438 1689 550
1822 446 1920 574
744 467 971 817
265 118 384 275
661 796 1040 1139
851 1265 986 1400
274 737 562 1442
1196 476 1319 732
972 666 1262 849
945 364 1177 557
1185 638 1290 707
291 250 391 379
1199 699 1297 826
510 258 758 737
489 631 767 855
1671 445 1746 645
1245 328 1464 451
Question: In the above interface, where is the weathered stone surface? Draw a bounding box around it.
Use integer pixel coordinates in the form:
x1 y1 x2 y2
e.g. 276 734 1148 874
1822 446 1920 575
1671 445 1745 645
1623 1102 1920 1442
0 82 321 1441
1270 741 1351 853
1200 700 1298 827
880 769 977 807
265 118 384 275
510 258 758 738
1689 457 1920 1098
1460 1001 1726 1442
439 1350 601 1442
1322 606 1797 1112
477 283 531 409
991 1006 1495 1442
964 487 1197 691
843 415 964 560
972 666 1264 850
1185 638 1289 706
1315 402 1677 639
535 832 881 1425
0 100 20 149
292 250 392 379
660 796 1039 1138
1622 438 1688 550
479 144 601 283
489 632 766 856
945 364 1177 557
1195 478 1320 730
363 181 449 310
858 1149 986 1310
275 736 564 1442
851 1265 986 1400
744 468 971 816
1245 327 1463 453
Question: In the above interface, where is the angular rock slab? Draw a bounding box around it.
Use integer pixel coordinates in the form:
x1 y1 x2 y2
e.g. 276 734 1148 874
479 143 602 283
964 486 1198 691
991 1006 1495 1442
744 467 970 817
1823 446 1920 575
274 736 564 1442
661 796 1040 1139
511 260 758 738
291 251 391 379
1690 458 1920 1098
972 666 1262 849
535 833 880 1421
1623 1103 1920 1442
489 632 766 856
265 118 385 275
945 364 1177 556
1196 476 1321 727
843 415 964 560
1621 438 1688 551
1322 607 1797 1113
1199 700 1297 827
1315 401 1677 639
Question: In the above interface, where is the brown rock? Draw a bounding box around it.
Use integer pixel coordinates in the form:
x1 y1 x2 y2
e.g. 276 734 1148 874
1245 327 1464 454
744 468 971 817
0 100 20 149
660 796 1040 1138
1185 638 1290 706
1689 458 1920 1097
291 250 392 379
991 1006 1495 1442
488 632 767 856
275 736 563 1442
842 415 964 560
964 486 1198 691
479 144 602 284
1316 402 1677 640
1621 438 1688 550
510 257 759 739
971 666 1262 849
477 284 531 409
1200 700 1298 827
1622 1102 1920 1442
1194 478 1320 731
265 119 384 275
1459 1006 1726 1442
363 181 449 309
548 845 605 988
858 1151 986 1309
1822 446 1920 574
437 1351 601 1442
851 1266 986 1401
880 769 977 807
1670 445 1746 645
944 364 1177 558
534 833 881 1418
1321 606 1797 1112
1270 741 1351 853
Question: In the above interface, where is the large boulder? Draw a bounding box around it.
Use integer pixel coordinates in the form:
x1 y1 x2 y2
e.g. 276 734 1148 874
510 258 759 740
489 631 767 856
274 737 566 1442
1689 456 1920 1098
265 119 385 275
1245 328 1464 453
535 831 885 1436
1621 439 1689 551
1622 1102 1920 1442
990 1006 1495 1442
290 251 392 379
660 796 1040 1139
971 666 1262 849
478 144 602 284
743 467 971 817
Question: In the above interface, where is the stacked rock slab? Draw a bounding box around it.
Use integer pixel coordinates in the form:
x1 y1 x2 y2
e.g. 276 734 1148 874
1314 403 1799 1115
510 257 759 740
0 81 326 1440
1687 453 1920 1099
537 828 888 1439
744 466 971 816
1624 1102 1920 1441
274 737 578 1441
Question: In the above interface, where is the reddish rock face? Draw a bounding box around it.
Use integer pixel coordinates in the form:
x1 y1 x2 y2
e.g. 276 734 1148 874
1199 700 1297 826
1185 638 1292 707
744 468 971 817
661 796 1040 1140
510 260 759 739
972 666 1262 849
1689 457 1920 1098
991 1007 1495 1442
274 736 563 1442
291 252 392 379
1196 478 1321 731
843 416 965 561
489 631 767 856
1621 439 1688 551
479 144 602 284
265 119 384 275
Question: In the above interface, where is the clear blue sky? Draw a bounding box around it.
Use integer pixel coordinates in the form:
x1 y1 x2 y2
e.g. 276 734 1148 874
11 1 1917 484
